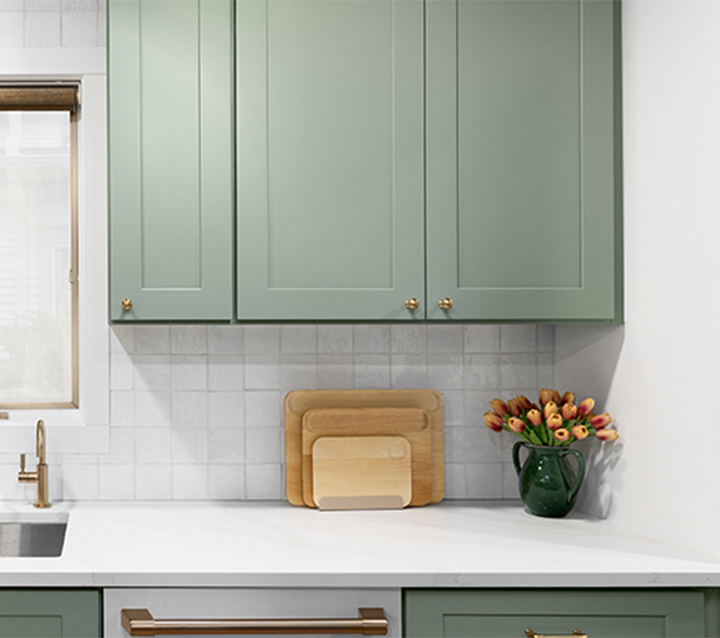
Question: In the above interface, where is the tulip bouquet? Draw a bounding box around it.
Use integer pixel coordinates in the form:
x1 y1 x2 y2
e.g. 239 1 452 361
484 388 619 446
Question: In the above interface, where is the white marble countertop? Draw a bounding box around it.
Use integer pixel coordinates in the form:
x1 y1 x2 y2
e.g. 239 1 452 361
1 500 718 588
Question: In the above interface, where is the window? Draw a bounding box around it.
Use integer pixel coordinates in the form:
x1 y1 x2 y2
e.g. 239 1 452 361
0 84 79 409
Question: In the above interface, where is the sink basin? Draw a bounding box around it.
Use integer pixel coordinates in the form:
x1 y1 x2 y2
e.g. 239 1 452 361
0 512 68 557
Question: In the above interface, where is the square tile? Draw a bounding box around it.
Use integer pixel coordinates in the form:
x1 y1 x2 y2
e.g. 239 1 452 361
208 355 244 391
103 427 135 464
281 325 317 353
463 354 501 390
171 392 207 428
60 9 97 46
208 392 244 427
244 355 280 390
135 465 172 500
465 463 503 499
209 428 245 464
500 354 538 390
353 354 390 389
537 325 555 353
110 350 133 390
390 324 427 353
135 428 171 464
134 326 170 354
62 464 98 500
440 390 464 426
133 392 171 428
317 325 353 353
464 391 499 427
172 464 208 500
245 427 282 464
464 325 500 353
171 428 208 464
133 355 170 392
245 390 281 427
171 326 207 354
209 465 246 500
208 325 243 355
427 354 463 390
316 354 354 390
170 355 208 391
444 464 467 499
110 325 134 354
110 390 134 426
428 325 463 353
280 354 317 391
244 325 279 354
246 464 282 500
500 325 537 353
353 325 389 353
99 464 134 500
390 354 427 389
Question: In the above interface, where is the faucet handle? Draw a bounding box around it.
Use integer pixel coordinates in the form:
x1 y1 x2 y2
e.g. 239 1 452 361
19 453 25 472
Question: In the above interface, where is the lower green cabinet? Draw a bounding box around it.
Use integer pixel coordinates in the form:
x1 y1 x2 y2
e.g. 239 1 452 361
0 589 101 638
404 589 706 638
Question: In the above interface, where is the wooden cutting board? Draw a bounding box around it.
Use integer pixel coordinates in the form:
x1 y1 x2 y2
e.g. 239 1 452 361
301 407 431 508
284 389 444 506
312 436 412 509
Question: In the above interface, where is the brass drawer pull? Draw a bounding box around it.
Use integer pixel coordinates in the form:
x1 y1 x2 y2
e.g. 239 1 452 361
121 607 388 636
525 629 587 638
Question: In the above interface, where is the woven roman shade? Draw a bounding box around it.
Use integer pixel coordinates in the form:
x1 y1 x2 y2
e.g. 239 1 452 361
0 84 80 111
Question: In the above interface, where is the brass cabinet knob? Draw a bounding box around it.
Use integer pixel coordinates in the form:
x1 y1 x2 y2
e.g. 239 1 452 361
405 297 420 310
438 297 453 310
121 298 133 311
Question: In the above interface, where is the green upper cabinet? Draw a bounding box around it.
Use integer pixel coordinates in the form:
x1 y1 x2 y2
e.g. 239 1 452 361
425 0 622 322
235 0 425 321
108 0 234 321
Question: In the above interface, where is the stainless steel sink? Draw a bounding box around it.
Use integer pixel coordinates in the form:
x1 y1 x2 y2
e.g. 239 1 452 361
0 512 68 557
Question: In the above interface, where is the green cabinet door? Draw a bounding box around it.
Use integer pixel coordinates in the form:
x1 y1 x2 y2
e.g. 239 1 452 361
108 0 234 321
236 0 425 321
425 0 622 322
0 589 101 638
404 589 705 638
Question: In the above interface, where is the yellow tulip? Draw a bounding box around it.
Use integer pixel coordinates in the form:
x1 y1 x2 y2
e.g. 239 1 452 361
596 428 619 442
543 401 558 419
546 413 563 430
484 411 503 432
571 425 589 440
527 409 543 426
590 412 612 429
554 428 570 442
491 399 509 417
508 417 526 434
539 388 554 406
578 397 595 416
561 403 578 420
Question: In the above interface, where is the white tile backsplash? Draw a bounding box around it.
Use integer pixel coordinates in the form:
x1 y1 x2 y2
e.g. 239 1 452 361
40 324 556 501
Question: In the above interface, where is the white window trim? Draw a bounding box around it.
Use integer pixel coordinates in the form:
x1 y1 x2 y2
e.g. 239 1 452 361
0 49 109 453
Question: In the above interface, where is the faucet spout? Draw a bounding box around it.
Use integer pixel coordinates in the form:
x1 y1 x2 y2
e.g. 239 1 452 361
18 420 51 509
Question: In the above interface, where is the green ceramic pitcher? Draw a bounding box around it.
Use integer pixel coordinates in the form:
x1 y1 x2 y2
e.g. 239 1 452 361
512 442 586 518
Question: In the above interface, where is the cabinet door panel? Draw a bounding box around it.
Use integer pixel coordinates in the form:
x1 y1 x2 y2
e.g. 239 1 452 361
404 589 705 638
426 0 621 321
237 0 424 320
0 589 101 638
109 0 233 321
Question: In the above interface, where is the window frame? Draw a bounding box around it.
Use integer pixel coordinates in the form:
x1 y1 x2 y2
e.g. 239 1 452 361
0 49 108 452
0 92 80 410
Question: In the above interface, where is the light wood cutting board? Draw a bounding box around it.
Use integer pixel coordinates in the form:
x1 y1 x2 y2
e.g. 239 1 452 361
312 436 412 509
284 389 444 506
301 407 432 508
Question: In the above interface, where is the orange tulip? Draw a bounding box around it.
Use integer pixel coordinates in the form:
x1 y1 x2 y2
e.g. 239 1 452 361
539 388 554 406
508 398 522 417
546 413 563 430
590 412 612 429
561 391 575 405
578 397 595 416
517 395 533 411
508 417 526 434
561 403 578 421
554 428 570 442
552 390 562 404
484 411 503 432
543 401 558 419
491 399 509 417
527 409 543 426
571 424 589 440
596 428 619 442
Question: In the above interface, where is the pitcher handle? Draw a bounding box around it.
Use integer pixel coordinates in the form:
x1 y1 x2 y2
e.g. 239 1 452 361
560 449 586 504
512 441 529 476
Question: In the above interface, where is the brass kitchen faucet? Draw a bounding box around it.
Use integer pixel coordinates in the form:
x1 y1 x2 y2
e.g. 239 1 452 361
18 419 50 508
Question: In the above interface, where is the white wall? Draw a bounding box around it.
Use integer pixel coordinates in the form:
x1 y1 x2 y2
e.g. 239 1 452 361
556 0 720 559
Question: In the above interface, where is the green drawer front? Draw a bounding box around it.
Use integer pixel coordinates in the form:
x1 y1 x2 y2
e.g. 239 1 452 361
0 589 101 638
404 589 705 638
